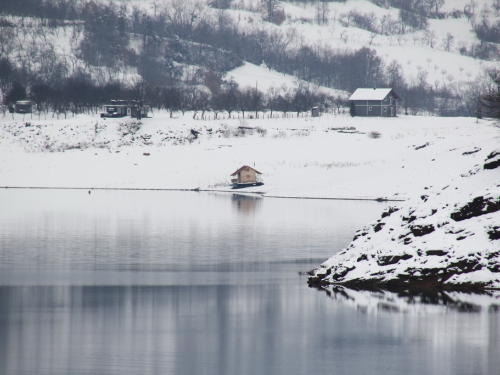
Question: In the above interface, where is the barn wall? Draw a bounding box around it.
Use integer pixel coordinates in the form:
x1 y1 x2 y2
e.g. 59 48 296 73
239 168 257 183
351 98 397 117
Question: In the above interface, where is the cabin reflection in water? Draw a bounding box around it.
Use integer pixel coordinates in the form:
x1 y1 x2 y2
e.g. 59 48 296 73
231 194 262 214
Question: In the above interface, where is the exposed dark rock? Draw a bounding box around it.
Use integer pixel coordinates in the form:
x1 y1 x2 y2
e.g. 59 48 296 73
357 254 368 261
381 206 400 218
421 195 429 202
426 250 448 256
410 224 435 237
450 196 500 221
462 147 481 155
448 257 480 273
373 222 385 232
415 142 431 150
437 221 449 228
484 151 500 170
331 266 354 280
377 254 413 266
352 231 368 241
398 231 410 239
486 251 500 260
488 226 500 240
446 228 464 235
307 275 330 286
487 263 500 272
402 215 417 223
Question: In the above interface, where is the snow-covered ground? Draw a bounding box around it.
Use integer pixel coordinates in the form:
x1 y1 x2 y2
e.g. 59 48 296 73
227 61 348 97
0 111 498 200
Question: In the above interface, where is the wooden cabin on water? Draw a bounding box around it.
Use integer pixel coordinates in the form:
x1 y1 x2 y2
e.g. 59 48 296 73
230 166 263 188
349 88 400 117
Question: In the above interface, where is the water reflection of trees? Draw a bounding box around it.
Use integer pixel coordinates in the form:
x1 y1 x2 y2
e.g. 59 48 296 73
312 285 500 314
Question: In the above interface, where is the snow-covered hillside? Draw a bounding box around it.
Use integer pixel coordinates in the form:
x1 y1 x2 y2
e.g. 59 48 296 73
226 61 347 96
252 0 497 82
1 0 499 106
309 148 500 290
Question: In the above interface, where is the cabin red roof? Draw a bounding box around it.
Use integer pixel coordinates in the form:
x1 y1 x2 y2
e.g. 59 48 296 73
230 165 262 176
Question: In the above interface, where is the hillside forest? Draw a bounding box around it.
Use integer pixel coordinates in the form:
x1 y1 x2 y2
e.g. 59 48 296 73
1 0 500 118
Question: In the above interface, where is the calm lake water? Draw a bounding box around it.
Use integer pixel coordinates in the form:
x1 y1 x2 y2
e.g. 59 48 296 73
0 190 499 375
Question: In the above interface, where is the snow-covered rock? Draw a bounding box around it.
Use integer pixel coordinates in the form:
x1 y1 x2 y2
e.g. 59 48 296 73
309 149 500 290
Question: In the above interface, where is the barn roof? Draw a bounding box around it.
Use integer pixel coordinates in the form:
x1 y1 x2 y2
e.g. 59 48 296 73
349 88 400 101
230 165 262 176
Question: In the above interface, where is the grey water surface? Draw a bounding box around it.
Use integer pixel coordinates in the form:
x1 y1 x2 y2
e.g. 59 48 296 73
0 189 498 375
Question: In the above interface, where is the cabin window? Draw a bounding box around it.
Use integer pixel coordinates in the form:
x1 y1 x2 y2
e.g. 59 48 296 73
368 107 372 111
384 107 387 112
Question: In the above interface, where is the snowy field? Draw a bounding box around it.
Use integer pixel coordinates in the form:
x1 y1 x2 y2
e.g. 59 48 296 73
227 61 348 97
0 111 498 201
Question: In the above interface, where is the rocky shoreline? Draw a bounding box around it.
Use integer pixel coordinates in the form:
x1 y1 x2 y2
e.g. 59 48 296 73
308 150 500 291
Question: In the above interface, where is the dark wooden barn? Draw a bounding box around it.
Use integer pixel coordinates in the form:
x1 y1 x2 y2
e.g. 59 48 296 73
349 88 400 117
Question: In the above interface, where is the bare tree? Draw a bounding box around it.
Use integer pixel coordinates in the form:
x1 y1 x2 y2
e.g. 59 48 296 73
340 30 349 44
163 0 206 39
423 30 437 48
428 0 445 16
320 1 330 25
368 32 377 46
261 0 282 24
441 32 454 52
0 28 14 58
265 85 280 117
494 0 500 16
481 68 500 118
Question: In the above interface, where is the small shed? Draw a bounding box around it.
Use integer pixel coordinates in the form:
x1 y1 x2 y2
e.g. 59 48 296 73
349 88 400 117
100 100 150 119
14 100 32 114
230 165 263 186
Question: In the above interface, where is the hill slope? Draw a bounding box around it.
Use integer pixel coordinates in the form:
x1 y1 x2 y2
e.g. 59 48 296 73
308 148 500 290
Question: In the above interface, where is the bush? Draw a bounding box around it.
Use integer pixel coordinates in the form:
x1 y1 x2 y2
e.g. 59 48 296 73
272 130 287 139
255 126 267 137
368 131 381 139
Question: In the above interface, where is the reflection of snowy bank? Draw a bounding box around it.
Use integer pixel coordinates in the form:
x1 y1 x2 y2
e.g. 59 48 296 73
314 285 500 314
